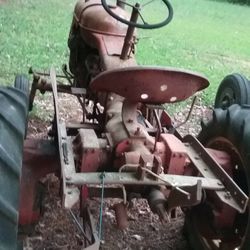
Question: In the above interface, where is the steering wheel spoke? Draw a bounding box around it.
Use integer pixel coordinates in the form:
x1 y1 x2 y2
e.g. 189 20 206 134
118 0 137 9
101 0 173 29
141 0 157 8
138 11 148 25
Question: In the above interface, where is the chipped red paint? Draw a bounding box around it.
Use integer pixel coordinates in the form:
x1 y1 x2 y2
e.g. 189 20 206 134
160 134 187 174
91 67 209 104
19 139 60 226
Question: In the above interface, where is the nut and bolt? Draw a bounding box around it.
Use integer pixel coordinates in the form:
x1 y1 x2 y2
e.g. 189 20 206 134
224 192 231 199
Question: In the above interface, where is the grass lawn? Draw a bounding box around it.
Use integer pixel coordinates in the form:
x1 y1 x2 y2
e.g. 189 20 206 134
0 0 250 105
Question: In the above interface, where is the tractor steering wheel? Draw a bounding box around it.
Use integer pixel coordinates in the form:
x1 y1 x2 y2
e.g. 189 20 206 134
101 0 173 29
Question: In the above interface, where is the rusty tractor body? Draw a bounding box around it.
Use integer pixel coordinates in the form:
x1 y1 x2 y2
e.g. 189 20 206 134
11 0 249 249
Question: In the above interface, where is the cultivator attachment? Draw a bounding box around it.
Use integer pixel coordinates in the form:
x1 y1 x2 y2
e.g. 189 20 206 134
18 67 248 249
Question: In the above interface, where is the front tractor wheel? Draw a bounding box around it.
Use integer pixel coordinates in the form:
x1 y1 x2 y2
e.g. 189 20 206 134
185 104 250 250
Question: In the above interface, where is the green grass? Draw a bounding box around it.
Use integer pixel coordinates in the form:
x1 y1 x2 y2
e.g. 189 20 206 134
0 0 250 105
0 0 74 83
137 0 250 104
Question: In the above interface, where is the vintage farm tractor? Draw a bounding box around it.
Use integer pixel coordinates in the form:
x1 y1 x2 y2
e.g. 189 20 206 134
0 0 250 249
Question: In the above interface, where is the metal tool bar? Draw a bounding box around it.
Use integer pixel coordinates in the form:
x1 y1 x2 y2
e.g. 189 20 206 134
67 172 223 190
50 67 80 209
59 123 77 177
66 122 100 130
84 206 100 250
183 134 248 213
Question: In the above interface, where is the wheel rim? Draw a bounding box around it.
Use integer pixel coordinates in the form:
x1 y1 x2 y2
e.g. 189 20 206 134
220 89 236 109
192 136 249 249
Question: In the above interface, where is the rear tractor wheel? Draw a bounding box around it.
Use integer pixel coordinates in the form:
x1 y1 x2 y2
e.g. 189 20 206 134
185 104 250 250
214 73 250 109
0 85 28 249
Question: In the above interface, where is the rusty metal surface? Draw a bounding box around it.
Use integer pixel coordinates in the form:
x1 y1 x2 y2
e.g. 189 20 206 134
183 134 248 213
102 54 137 70
122 99 150 139
206 146 238 229
102 36 126 56
167 180 202 212
29 74 86 110
160 133 187 174
147 188 168 221
113 202 128 229
120 5 139 59
105 94 128 145
50 67 80 209
19 139 60 226
79 29 107 57
66 122 100 131
34 75 86 95
160 110 183 140
67 172 224 190
73 129 109 172
81 206 100 250
207 148 233 176
74 0 129 36
91 66 209 104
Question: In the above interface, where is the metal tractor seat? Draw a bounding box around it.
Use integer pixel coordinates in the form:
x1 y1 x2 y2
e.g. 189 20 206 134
90 66 209 104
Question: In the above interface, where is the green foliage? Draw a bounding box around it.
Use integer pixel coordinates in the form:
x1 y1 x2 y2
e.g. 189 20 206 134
0 0 74 83
0 0 250 106
137 0 250 104
217 0 250 5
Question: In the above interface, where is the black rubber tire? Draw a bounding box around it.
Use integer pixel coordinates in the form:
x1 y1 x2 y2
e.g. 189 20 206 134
14 75 30 98
0 86 28 250
214 73 250 109
14 75 30 138
185 104 250 250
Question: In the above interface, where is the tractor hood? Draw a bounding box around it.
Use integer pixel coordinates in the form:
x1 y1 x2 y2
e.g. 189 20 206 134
73 0 129 36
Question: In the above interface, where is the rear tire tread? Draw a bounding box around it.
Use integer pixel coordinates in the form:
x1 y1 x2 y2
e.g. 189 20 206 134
185 104 250 250
0 86 28 250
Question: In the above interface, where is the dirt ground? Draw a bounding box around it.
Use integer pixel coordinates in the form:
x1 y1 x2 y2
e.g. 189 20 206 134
23 94 212 250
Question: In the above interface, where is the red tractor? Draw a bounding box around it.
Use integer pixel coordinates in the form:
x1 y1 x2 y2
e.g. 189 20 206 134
0 0 249 249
